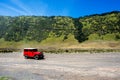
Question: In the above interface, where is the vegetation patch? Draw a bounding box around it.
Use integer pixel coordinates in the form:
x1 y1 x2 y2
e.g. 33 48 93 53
39 48 120 54
0 48 20 53
0 76 14 80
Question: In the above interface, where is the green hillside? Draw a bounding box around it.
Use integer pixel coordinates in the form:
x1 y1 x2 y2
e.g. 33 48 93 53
0 11 120 50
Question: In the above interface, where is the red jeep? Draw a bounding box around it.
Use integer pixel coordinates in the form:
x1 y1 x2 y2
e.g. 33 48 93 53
23 48 44 60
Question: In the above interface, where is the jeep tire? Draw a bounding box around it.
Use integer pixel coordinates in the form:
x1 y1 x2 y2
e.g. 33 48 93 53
34 55 39 60
40 55 44 59
24 56 28 59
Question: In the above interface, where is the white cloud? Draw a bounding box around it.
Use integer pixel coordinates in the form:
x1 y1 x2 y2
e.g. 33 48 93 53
0 3 27 15
10 0 33 15
10 0 50 16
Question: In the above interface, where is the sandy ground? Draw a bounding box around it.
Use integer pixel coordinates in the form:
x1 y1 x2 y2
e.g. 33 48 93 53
0 52 120 80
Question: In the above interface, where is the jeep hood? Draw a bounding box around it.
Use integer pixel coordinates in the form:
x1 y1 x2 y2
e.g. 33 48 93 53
34 52 43 55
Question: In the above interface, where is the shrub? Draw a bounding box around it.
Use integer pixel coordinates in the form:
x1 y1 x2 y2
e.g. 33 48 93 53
116 33 120 40
102 33 116 40
88 33 101 40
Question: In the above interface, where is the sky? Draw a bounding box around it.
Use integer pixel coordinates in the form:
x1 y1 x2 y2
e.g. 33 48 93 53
0 0 120 18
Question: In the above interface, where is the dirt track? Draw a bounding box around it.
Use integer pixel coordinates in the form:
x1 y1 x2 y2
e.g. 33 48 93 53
0 52 120 80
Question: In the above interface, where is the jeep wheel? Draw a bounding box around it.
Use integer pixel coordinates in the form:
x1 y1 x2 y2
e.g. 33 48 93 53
40 55 44 59
34 55 39 60
24 56 28 59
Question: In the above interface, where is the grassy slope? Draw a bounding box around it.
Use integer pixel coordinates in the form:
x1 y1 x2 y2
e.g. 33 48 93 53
0 34 120 50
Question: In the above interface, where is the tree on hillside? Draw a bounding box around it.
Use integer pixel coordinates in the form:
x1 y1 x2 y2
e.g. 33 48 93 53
52 16 75 40
74 18 87 42
0 16 11 39
26 16 52 41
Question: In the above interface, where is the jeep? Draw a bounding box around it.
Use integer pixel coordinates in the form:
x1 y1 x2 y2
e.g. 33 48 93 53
23 48 44 60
